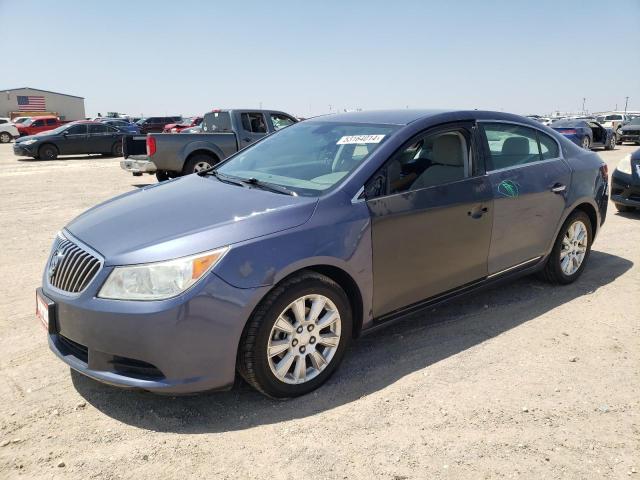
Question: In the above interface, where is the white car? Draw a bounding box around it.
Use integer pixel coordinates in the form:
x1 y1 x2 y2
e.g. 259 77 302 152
595 113 629 139
0 118 19 143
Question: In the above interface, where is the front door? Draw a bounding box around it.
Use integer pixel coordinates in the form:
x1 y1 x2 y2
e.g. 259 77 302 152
478 122 571 274
239 112 268 148
366 122 493 317
59 124 89 154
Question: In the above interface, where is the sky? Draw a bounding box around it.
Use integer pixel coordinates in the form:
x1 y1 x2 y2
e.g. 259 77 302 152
1 0 639 118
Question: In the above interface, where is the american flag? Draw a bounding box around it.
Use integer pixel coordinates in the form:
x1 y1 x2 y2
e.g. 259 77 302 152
17 95 46 111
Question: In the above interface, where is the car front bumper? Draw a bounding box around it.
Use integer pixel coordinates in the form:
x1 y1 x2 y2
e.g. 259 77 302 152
120 156 157 174
611 170 640 208
13 143 37 157
620 133 640 144
42 264 269 394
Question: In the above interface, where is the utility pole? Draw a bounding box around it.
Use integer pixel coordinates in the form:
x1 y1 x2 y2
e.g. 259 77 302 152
624 96 629 114
582 97 586 114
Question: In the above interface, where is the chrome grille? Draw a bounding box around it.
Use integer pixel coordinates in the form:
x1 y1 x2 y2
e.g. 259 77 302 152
48 236 101 293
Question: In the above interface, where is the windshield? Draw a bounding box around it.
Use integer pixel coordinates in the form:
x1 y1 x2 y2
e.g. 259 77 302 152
597 115 622 122
216 121 399 196
135 118 146 125
41 125 70 135
14 118 29 124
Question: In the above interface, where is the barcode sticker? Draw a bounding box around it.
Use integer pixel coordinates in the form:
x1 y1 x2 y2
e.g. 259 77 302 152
337 135 385 145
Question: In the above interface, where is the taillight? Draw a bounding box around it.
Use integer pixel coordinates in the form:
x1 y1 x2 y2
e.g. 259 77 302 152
600 163 608 181
560 129 577 135
146 136 156 156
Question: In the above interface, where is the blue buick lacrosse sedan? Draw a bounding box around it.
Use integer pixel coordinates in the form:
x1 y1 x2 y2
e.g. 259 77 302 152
37 110 608 397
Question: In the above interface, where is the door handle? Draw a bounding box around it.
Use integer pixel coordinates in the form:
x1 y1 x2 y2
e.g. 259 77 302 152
468 206 488 219
551 183 566 193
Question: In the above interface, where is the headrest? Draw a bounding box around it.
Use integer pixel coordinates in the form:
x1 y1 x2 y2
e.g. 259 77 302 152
433 134 463 166
502 136 530 156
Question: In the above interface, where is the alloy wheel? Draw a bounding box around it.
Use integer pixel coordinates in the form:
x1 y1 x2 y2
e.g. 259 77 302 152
267 294 341 384
560 220 588 276
581 137 590 149
0 132 10 143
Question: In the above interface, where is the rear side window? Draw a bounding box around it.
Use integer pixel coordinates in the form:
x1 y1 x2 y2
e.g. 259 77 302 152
202 111 232 132
538 131 560 160
46 118 57 125
89 124 109 134
480 123 542 170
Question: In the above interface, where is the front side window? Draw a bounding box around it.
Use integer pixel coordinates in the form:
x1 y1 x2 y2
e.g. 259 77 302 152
216 121 399 196
32 120 45 127
66 124 87 135
385 128 471 195
271 114 296 131
241 112 267 133
481 123 542 170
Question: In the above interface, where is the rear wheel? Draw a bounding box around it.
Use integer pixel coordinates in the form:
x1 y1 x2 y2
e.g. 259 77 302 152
155 170 179 182
605 135 616 150
541 210 592 285
237 271 352 398
38 144 58 160
183 154 217 175
581 136 591 150
0 132 11 143
111 141 123 157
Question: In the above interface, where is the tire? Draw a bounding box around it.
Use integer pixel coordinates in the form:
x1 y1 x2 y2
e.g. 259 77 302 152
38 144 58 160
237 271 352 398
182 153 217 175
111 141 123 157
581 136 590 150
540 210 593 285
0 132 11 143
155 170 179 182
615 203 634 213
605 135 616 150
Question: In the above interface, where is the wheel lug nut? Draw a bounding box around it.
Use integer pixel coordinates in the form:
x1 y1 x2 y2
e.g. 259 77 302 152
307 324 314 332
309 336 316 344
296 326 303 334
292 339 298 347
299 346 306 354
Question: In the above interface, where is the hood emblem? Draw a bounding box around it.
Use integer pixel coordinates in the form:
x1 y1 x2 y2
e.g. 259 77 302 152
48 250 65 277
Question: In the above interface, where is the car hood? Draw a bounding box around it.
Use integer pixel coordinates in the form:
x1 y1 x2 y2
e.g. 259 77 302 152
65 174 318 266
15 134 41 143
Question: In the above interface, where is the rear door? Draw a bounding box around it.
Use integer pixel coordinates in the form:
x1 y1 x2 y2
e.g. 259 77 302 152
88 123 117 153
238 111 268 147
366 121 494 317
479 122 571 274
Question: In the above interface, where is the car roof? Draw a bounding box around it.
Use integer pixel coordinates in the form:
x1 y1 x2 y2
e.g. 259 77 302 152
307 109 539 126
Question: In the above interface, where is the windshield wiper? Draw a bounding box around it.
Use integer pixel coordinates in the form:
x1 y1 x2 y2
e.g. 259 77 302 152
199 169 245 187
240 177 297 196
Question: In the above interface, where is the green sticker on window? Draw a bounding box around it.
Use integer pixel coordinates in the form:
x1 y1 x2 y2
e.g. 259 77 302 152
498 180 520 198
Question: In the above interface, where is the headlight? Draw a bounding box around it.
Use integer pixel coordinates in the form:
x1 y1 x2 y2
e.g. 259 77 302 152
22 139 38 145
98 247 228 300
617 154 632 175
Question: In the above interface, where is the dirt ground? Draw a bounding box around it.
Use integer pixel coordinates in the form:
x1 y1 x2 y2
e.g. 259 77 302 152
0 142 638 480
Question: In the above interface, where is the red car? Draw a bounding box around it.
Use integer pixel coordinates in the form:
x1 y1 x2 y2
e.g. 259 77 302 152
16 116 67 137
162 116 203 133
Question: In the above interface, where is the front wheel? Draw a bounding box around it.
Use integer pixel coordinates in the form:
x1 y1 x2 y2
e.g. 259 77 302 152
38 144 58 160
237 271 352 398
0 132 11 143
541 211 592 284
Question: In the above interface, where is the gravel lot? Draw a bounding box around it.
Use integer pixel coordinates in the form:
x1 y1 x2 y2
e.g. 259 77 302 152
0 142 638 479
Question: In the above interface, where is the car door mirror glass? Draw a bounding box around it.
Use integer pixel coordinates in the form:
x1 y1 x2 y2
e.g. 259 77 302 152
364 174 385 199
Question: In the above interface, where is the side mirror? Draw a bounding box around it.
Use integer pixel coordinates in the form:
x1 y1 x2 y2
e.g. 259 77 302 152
364 174 385 200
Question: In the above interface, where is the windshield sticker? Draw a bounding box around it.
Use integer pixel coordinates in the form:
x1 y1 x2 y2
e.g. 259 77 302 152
498 180 520 198
337 135 385 145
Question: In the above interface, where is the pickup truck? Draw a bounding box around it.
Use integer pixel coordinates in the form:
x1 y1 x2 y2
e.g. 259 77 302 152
120 109 297 181
16 116 69 137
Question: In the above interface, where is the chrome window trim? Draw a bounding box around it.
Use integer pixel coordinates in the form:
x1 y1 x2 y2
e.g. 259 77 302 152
477 119 565 172
45 229 104 297
351 186 365 204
